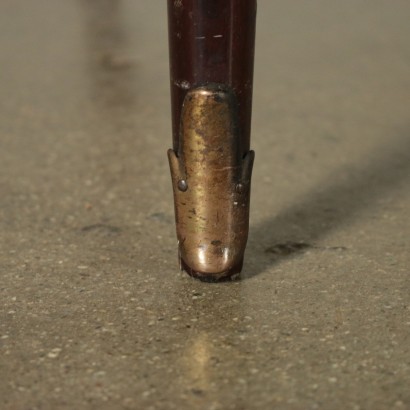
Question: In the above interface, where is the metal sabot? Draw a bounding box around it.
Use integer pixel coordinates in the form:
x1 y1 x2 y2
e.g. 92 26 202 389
168 85 255 281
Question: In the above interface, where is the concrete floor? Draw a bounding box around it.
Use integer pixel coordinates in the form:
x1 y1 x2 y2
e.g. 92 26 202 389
1 1 409 409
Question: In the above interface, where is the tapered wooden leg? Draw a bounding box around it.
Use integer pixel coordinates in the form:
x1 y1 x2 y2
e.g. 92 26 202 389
167 0 257 281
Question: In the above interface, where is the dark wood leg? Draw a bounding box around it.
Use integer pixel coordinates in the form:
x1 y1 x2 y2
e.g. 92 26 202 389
167 0 257 281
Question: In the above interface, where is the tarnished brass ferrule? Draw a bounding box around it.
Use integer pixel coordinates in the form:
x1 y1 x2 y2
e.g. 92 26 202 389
168 85 254 281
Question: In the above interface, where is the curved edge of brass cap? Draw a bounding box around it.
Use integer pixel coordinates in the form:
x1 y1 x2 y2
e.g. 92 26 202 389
180 257 243 282
168 85 254 280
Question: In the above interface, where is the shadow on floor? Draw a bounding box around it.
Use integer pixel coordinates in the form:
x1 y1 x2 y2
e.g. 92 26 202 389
244 132 410 279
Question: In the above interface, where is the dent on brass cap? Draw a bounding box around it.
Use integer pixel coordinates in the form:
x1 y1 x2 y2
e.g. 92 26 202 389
168 85 254 281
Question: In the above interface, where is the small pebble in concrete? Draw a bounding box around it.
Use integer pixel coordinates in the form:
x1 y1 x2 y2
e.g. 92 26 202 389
47 348 62 359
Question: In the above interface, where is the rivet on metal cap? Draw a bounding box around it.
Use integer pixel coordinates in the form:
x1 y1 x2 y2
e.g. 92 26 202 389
177 179 188 192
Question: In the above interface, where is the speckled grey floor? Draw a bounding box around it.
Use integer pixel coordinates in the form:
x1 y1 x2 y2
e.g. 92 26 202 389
1 1 409 409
